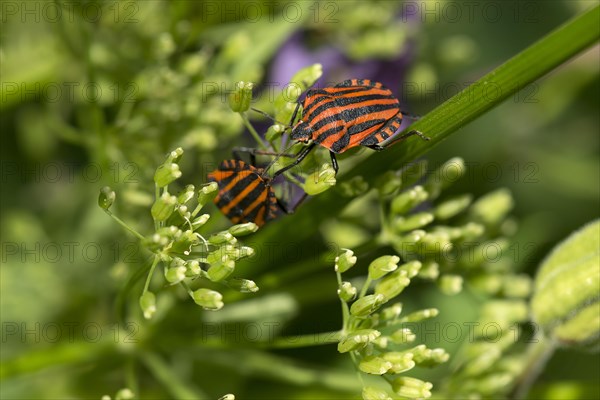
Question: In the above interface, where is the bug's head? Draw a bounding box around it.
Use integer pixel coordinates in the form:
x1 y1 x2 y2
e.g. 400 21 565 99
291 120 311 142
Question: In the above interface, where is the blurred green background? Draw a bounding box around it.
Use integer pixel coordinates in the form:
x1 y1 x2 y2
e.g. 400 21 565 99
1 1 598 399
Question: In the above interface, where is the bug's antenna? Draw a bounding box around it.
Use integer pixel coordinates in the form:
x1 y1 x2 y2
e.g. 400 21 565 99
261 141 299 180
251 108 291 127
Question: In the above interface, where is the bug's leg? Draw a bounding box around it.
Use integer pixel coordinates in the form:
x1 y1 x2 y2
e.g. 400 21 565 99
400 111 421 120
271 143 316 179
288 102 301 128
329 152 339 175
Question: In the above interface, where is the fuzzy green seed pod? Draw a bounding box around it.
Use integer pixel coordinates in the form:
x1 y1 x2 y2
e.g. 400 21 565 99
154 163 182 187
227 278 259 293
197 182 219 208
192 288 224 310
335 249 357 273
369 255 400 280
139 291 156 320
532 220 600 350
228 81 253 112
338 281 358 302
362 386 392 400
337 329 381 353
207 258 235 282
391 186 428 215
392 377 433 399
98 186 116 210
228 222 259 236
374 271 410 300
350 294 387 317
304 164 336 195
359 356 392 375
151 192 177 222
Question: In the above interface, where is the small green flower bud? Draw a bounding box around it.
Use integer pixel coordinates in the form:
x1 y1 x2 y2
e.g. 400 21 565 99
208 231 236 245
350 294 387 317
265 124 285 142
165 147 184 164
198 182 219 208
413 347 449 367
98 186 116 210
380 303 403 320
171 230 200 254
165 265 187 285
390 328 416 344
469 273 503 295
362 386 392 400
218 395 235 400
228 222 259 236
369 255 400 280
460 222 485 240
394 212 434 232
391 186 428 215
502 274 532 298
335 249 357 273
372 336 389 349
425 157 465 198
191 214 210 230
338 176 369 197
400 308 439 323
177 184 196 205
338 281 357 302
392 377 433 399
375 171 402 197
434 194 472 220
192 288 224 310
418 261 440 280
207 258 235 282
382 351 415 373
462 347 501 376
222 245 255 261
438 274 464 295
154 163 182 187
337 329 381 353
419 232 452 254
399 160 428 189
151 192 177 221
359 356 393 375
397 260 422 278
470 188 513 225
229 81 253 112
227 278 259 293
374 271 410 300
185 260 201 276
115 388 135 400
304 163 336 195
139 291 156 320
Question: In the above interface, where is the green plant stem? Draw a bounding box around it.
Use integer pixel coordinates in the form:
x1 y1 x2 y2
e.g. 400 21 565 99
510 333 557 400
140 352 208 400
240 112 267 149
103 210 145 241
358 277 373 299
143 255 160 293
247 5 600 274
336 269 351 331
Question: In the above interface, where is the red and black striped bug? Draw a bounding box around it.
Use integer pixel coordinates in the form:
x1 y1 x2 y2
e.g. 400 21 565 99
208 151 305 227
262 79 428 178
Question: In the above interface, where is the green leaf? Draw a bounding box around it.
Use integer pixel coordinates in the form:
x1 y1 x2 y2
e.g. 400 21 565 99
531 220 600 350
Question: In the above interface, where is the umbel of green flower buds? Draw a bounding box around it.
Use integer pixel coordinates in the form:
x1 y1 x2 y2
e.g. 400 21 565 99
98 186 116 210
192 288 224 311
229 81 253 112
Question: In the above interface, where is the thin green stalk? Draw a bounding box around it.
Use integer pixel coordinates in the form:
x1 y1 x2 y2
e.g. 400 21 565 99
336 269 351 330
143 256 160 293
358 277 373 299
510 334 557 399
103 210 145 241
240 112 267 149
140 352 208 400
249 6 600 270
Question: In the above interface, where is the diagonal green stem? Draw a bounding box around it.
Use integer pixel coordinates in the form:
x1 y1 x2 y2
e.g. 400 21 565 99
244 6 600 273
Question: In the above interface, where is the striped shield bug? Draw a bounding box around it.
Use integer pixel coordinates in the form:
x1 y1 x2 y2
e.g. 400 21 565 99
260 79 428 178
208 151 306 227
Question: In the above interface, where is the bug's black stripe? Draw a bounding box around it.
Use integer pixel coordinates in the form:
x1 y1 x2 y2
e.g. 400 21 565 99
306 95 397 128
215 173 263 210
312 124 346 143
347 119 387 136
310 102 399 133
